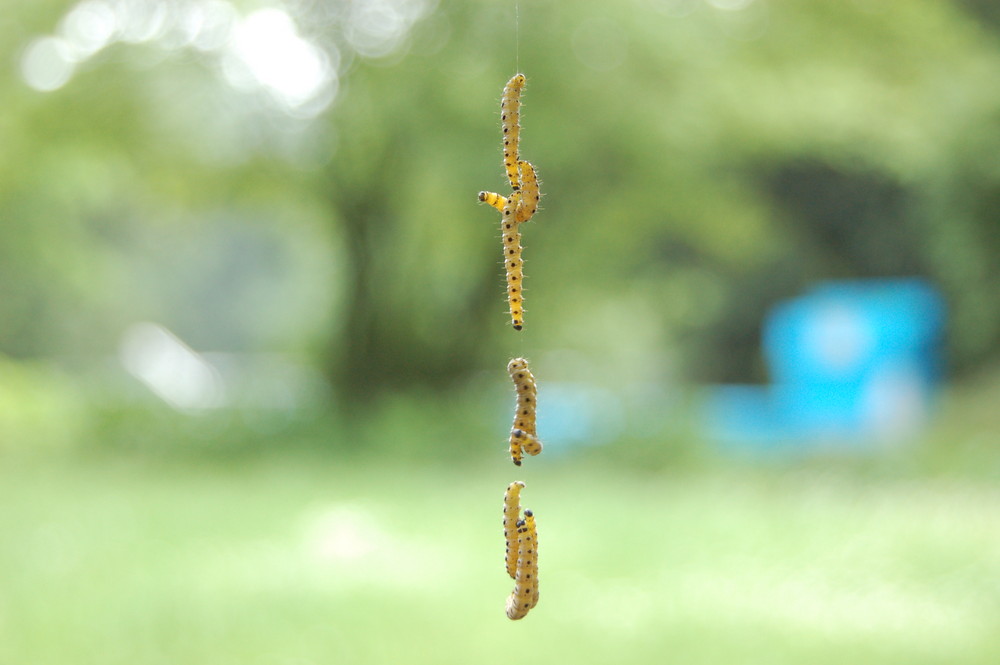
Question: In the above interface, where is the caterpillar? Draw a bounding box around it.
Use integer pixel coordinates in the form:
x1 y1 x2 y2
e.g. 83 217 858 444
505 519 529 619
507 358 542 462
510 428 542 458
505 510 538 620
503 481 526 579
480 163 539 221
478 190 507 213
524 509 539 610
515 160 540 223
501 193 526 331
501 73 526 192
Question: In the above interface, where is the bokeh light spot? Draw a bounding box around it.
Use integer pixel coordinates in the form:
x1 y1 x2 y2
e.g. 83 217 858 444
20 37 77 91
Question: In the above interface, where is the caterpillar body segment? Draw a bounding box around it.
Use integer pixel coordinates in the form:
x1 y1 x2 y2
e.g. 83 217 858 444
501 194 525 331
509 432 524 466
478 191 508 213
514 384 538 435
515 160 540 223
501 73 526 191
503 481 526 579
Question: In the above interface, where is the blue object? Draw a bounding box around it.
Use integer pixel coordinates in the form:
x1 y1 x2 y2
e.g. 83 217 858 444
704 278 945 451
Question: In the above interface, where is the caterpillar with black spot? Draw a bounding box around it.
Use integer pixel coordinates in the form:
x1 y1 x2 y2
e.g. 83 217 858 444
505 509 538 620
478 191 507 213
501 73 526 191
503 481 525 579
508 357 542 463
501 193 526 331
481 161 540 222
515 160 540 223
524 509 539 610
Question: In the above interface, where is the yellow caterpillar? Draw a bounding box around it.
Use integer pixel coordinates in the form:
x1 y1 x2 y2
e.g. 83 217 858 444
501 194 525 331
479 75 543 331
505 509 538 620
524 509 539 610
507 358 542 462
503 481 526 579
515 160 540 223
510 428 542 459
478 190 507 213
501 73 526 191
480 162 539 222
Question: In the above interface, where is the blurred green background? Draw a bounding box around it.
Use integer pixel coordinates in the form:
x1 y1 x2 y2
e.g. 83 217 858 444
1 0 999 663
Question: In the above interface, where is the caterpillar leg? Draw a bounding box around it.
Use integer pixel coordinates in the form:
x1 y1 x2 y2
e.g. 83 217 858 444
501 73 526 192
478 191 508 213
515 161 541 223
501 194 525 331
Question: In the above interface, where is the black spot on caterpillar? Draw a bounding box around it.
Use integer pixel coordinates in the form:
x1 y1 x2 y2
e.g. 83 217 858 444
515 160 541 223
503 481 526 579
501 73 526 192
506 510 539 620
508 358 542 461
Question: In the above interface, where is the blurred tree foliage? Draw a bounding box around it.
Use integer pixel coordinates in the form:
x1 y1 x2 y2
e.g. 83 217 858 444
1 0 999 408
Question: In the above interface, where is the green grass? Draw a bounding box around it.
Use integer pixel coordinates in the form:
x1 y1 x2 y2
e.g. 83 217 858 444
1 443 998 664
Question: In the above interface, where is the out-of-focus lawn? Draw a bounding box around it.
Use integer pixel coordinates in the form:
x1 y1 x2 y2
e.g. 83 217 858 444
1 433 998 664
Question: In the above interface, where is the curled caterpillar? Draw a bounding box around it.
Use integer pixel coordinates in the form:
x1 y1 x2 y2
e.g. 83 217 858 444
503 481 526 579
501 73 526 192
515 160 540 223
511 428 543 457
482 162 539 221
478 190 507 213
501 194 525 331
507 358 542 462
505 510 538 620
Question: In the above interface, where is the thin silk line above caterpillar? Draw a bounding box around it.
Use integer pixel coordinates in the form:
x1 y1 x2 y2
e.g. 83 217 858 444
515 160 540 223
501 73 526 192
507 357 542 462
505 510 538 620
501 194 525 331
503 481 526 579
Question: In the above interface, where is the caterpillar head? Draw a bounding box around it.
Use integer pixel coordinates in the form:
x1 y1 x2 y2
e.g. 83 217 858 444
507 73 526 90
507 358 529 374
